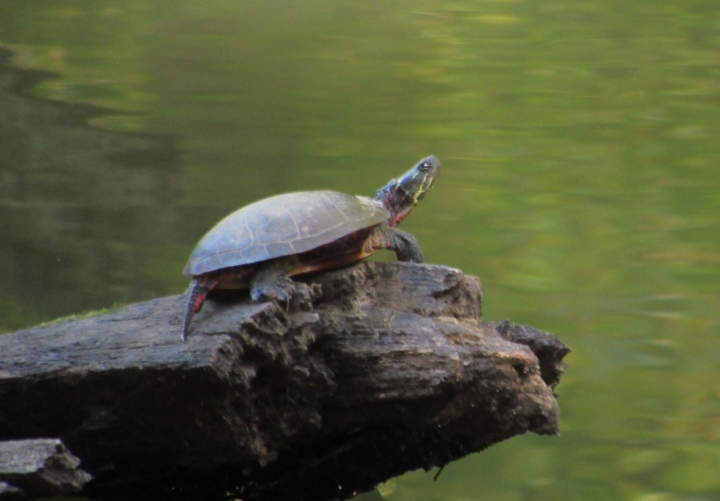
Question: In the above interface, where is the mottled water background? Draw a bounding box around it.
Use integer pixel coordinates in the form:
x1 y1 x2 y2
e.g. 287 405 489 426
1 1 719 500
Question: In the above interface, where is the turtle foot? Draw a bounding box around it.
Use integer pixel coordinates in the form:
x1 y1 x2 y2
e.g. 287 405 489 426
249 264 296 307
250 279 296 302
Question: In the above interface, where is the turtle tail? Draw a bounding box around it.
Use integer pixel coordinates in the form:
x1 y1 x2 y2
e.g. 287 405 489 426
182 278 215 342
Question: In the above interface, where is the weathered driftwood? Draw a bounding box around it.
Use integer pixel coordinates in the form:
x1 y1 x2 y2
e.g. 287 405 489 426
0 262 570 501
0 439 92 499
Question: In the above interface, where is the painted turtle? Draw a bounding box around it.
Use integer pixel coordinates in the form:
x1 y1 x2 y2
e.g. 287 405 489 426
181 155 441 341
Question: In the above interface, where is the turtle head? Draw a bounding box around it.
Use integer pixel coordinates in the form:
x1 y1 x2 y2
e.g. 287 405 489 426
375 155 441 226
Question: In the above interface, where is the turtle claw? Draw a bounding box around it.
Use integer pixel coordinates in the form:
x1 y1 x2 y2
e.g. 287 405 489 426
273 285 293 311
252 285 295 309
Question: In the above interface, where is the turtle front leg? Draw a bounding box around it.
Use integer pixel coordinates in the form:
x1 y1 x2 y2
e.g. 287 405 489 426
384 228 424 263
250 259 297 305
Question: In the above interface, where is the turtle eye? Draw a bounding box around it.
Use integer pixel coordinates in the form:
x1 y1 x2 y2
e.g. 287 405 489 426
420 161 431 172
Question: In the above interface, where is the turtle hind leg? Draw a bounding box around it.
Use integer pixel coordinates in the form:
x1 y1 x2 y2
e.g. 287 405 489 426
249 259 296 306
182 278 216 342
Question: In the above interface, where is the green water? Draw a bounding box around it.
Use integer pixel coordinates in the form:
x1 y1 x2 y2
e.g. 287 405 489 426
1 1 719 500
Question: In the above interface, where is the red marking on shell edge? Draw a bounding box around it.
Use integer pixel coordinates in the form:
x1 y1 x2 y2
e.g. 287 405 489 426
289 249 377 276
215 268 254 290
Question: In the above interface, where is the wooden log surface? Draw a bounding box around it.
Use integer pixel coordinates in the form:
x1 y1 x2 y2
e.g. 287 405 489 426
0 438 92 499
0 262 570 501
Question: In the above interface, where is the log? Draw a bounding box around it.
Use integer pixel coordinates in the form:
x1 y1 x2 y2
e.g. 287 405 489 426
0 439 92 499
0 262 570 501
0 483 23 501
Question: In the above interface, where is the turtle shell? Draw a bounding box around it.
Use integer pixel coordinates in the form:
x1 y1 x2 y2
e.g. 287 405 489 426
184 190 390 276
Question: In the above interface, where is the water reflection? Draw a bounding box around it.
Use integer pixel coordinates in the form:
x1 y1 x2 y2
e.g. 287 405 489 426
0 46 182 327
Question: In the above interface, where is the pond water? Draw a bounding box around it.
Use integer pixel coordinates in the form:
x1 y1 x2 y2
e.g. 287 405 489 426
1 1 719 500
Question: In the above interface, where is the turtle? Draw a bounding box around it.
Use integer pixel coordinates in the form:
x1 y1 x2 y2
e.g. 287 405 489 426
181 155 441 341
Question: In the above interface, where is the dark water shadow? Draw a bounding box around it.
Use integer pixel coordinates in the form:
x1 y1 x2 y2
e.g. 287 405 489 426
0 46 182 329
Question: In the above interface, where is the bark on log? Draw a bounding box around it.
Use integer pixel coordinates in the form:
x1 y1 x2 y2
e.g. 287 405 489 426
0 262 570 501
0 439 92 499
